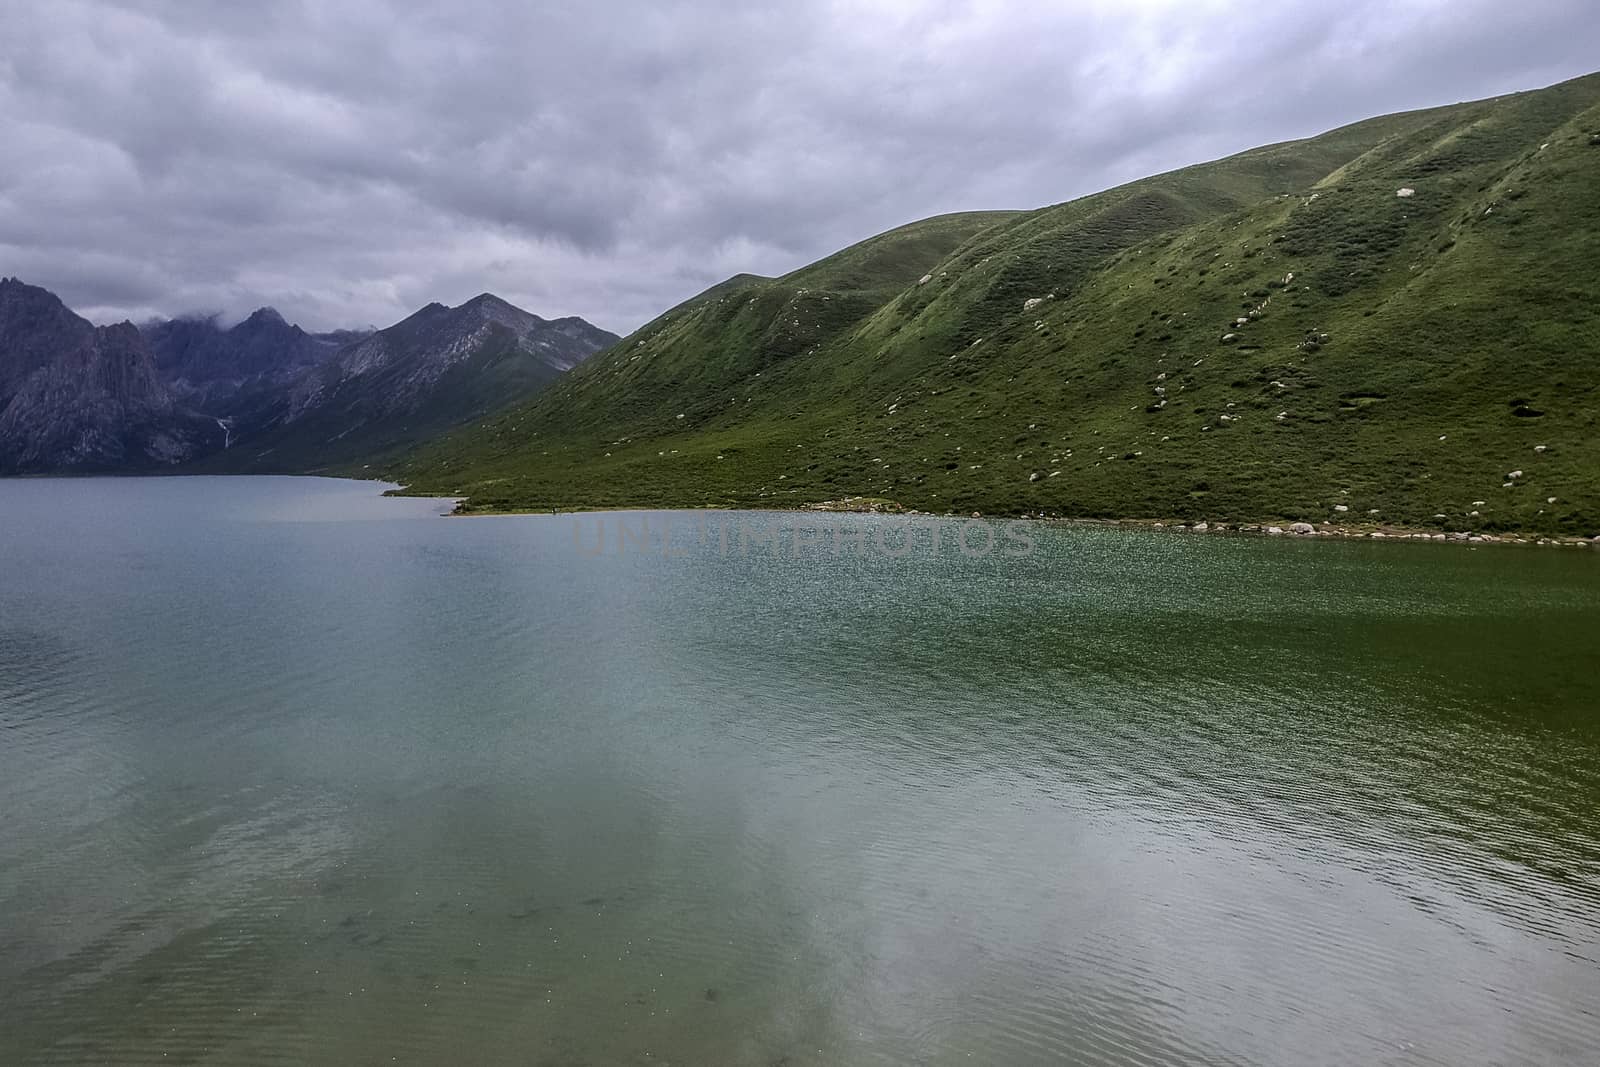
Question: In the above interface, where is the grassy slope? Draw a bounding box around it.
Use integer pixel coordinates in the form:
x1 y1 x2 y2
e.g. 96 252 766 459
386 74 1600 535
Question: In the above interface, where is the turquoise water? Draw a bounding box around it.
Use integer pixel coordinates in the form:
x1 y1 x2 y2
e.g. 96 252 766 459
1 476 1597 1065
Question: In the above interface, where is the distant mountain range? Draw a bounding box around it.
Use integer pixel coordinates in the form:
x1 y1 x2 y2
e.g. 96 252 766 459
0 277 222 472
385 71 1600 536
0 279 618 475
144 307 370 416
204 292 617 472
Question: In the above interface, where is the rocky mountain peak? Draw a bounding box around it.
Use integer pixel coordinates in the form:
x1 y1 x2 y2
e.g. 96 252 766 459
242 306 289 328
1 279 614 476
0 276 73 313
0 278 218 473
458 292 541 326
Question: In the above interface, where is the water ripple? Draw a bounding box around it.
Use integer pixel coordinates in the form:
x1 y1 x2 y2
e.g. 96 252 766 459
2 484 1598 1065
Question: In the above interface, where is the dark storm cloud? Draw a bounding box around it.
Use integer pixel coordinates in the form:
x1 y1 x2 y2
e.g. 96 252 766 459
2 0 1596 333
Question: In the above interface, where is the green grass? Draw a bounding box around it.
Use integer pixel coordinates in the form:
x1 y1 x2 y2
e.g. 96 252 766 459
383 73 1600 536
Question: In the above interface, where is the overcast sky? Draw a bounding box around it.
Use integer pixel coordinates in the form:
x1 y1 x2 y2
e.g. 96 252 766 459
2 1 1596 334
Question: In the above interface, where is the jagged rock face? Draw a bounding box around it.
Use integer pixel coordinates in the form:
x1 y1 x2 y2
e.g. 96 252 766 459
0 276 99 392
0 279 616 474
143 308 364 414
0 278 221 473
284 293 617 425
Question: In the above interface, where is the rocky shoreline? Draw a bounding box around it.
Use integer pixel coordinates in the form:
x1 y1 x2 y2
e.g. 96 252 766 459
797 497 1597 548
1090 517 1595 548
441 492 1598 549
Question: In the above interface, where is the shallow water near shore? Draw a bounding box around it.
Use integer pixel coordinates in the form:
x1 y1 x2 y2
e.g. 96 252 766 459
2 476 1598 1065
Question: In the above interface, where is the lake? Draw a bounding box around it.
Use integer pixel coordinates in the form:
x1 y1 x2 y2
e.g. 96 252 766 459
1 476 1597 1065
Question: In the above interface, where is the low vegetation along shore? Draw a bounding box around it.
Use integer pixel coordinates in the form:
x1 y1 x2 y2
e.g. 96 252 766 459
436 492 1598 548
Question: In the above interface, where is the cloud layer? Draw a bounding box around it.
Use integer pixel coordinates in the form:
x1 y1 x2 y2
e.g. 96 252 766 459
2 0 1596 333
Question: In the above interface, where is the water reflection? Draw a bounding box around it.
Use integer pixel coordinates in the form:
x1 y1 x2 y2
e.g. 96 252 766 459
1 480 1597 1065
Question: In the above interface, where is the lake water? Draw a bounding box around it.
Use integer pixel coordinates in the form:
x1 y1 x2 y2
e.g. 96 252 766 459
2 476 1598 1065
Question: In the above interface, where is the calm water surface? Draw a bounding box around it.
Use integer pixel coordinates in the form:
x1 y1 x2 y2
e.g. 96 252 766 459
1 477 1598 1065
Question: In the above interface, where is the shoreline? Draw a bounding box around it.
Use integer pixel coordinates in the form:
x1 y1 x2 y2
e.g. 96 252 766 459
12 474 1581 548
416 492 1598 549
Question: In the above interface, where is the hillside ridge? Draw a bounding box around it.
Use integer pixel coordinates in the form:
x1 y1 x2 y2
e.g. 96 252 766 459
384 72 1600 537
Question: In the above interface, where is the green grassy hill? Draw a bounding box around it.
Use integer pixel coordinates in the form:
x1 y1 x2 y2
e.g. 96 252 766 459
384 73 1600 536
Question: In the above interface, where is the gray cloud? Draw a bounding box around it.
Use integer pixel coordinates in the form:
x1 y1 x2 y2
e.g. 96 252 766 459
2 0 1596 334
